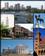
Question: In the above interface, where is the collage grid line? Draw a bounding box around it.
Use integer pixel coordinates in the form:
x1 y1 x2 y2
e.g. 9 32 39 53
1 1 45 56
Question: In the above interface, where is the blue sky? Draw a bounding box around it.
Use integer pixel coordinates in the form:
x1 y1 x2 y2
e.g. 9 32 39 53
33 28 45 38
1 40 33 53
34 13 45 28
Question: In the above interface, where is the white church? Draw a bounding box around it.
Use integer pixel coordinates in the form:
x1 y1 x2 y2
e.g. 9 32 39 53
1 14 14 28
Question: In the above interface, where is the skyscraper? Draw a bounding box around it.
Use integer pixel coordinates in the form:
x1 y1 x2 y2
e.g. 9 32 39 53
41 5 43 10
14 3 20 10
5 2 9 9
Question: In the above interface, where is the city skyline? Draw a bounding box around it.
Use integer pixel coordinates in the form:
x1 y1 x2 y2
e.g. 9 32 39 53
1 1 45 9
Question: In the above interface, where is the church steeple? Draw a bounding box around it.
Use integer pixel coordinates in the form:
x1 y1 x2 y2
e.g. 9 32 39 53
35 32 41 55
36 32 41 40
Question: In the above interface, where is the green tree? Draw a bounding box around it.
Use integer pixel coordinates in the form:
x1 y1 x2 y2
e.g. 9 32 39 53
0 23 8 30
0 23 9 37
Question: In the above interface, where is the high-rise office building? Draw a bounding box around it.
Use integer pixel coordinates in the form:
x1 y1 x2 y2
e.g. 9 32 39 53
41 5 43 10
5 2 9 9
14 3 20 10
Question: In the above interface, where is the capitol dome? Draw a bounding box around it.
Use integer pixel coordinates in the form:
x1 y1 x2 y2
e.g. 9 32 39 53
15 44 29 54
